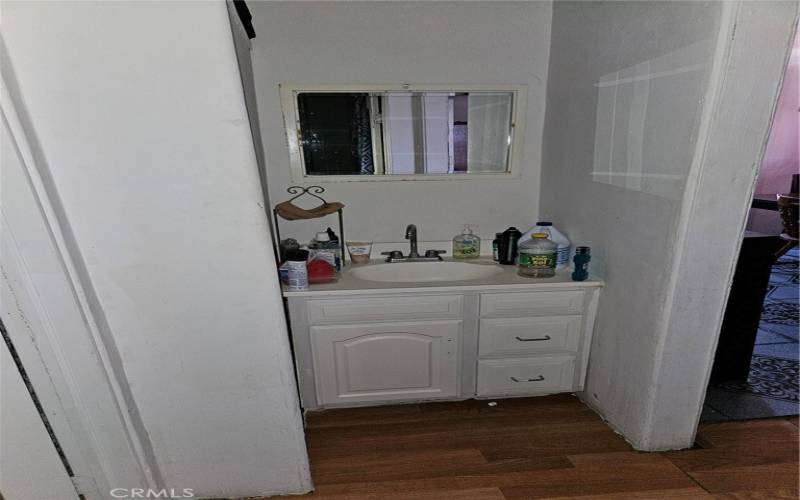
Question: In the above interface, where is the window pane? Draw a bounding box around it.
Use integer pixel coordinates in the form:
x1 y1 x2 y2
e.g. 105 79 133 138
466 92 513 173
382 92 455 174
297 93 374 175
382 91 512 174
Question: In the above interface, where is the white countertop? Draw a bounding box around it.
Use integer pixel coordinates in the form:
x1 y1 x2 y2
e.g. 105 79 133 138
282 258 603 297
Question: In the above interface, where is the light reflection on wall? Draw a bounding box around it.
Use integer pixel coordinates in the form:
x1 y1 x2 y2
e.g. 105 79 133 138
592 40 712 199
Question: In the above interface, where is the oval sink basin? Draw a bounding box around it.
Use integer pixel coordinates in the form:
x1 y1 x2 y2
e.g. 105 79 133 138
350 261 503 283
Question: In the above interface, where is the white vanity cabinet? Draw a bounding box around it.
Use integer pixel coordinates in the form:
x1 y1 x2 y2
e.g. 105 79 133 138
284 279 601 410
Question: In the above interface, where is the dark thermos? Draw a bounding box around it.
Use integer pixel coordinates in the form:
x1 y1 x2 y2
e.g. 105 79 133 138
572 246 591 281
498 227 522 265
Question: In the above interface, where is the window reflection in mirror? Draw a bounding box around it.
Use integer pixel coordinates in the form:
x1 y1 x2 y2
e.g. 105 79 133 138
283 87 522 179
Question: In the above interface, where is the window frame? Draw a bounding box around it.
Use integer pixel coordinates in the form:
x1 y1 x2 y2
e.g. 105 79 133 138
279 84 528 183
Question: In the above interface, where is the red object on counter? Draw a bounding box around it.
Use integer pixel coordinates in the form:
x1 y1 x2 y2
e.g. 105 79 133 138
307 259 337 284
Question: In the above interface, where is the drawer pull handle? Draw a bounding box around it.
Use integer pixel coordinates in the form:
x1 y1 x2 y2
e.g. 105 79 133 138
510 375 545 383
515 335 551 342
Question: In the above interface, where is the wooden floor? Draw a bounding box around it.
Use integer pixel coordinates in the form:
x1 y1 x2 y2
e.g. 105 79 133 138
278 395 799 499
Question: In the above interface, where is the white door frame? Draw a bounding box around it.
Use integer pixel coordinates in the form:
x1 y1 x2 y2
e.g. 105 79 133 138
640 2 799 450
1 335 78 500
1 64 159 497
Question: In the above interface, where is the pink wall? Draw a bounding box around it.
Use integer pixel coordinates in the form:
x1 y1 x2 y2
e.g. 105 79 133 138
748 30 799 234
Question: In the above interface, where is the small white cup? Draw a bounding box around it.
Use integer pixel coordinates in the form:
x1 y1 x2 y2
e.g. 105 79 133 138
346 241 372 264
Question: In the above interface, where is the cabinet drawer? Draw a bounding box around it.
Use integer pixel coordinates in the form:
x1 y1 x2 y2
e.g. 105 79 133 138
477 356 575 396
479 316 582 357
308 295 462 324
480 290 584 317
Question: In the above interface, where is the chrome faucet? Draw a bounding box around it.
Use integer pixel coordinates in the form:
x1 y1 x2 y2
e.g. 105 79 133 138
381 224 447 262
405 224 420 258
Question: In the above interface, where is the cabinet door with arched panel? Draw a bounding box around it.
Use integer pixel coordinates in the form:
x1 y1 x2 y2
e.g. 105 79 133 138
310 320 461 406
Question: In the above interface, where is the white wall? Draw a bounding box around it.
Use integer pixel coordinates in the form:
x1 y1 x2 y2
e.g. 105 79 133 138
540 1 723 447
646 2 799 450
249 1 552 244
541 0 798 450
1 1 310 497
3 37 160 492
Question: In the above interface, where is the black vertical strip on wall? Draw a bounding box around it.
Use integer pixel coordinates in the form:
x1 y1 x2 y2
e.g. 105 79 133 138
232 0 256 39
0 318 75 477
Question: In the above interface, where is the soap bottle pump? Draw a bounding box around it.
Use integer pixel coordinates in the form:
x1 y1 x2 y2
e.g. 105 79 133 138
453 224 481 259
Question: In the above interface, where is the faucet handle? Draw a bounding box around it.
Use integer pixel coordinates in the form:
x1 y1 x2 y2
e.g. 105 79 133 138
381 250 404 261
425 250 447 260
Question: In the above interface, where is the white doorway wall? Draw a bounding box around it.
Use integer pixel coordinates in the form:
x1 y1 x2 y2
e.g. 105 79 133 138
1 1 311 497
651 4 799 448
1 70 153 497
541 0 798 450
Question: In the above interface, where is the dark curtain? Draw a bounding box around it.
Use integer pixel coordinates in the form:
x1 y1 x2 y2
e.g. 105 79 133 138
298 93 375 175
353 96 374 174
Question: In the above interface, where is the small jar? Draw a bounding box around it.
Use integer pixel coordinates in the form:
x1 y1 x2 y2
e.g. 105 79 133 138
285 249 309 291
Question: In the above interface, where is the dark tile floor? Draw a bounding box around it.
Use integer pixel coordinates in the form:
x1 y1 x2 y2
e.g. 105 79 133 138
702 247 798 422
